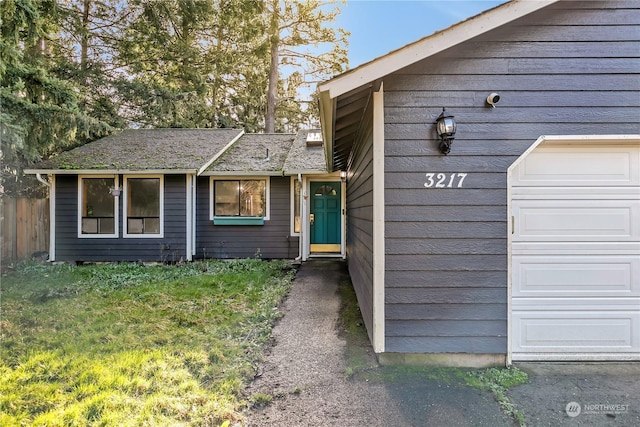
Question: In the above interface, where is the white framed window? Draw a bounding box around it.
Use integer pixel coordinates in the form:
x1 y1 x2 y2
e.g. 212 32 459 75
291 177 301 235
210 177 270 223
78 175 118 238
123 175 164 238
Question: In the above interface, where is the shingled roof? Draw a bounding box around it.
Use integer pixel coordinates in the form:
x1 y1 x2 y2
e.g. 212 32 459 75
204 134 296 174
282 129 327 174
27 129 243 173
202 130 327 175
25 128 328 175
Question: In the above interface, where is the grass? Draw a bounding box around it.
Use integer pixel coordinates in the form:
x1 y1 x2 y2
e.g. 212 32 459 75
465 367 529 426
337 278 376 379
0 259 295 426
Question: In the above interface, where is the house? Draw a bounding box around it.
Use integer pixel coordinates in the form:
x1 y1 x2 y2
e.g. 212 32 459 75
25 128 346 263
318 0 640 365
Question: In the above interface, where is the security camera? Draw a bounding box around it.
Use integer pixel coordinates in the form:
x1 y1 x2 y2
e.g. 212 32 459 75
486 93 501 107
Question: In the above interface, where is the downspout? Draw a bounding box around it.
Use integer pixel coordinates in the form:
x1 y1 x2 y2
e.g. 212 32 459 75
36 173 55 261
36 173 50 188
191 174 197 259
186 174 194 262
295 173 303 261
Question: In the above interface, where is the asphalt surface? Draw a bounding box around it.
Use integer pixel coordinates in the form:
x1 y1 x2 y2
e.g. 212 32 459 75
243 260 640 426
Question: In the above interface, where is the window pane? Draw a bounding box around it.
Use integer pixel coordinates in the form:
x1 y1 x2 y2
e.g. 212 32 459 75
214 180 266 217
100 217 115 234
128 218 144 234
215 181 239 216
293 179 301 233
240 180 265 217
314 184 336 196
144 217 160 234
82 178 114 234
82 218 98 234
128 178 160 217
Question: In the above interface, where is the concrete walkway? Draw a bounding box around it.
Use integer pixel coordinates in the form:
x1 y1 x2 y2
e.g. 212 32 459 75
243 260 640 426
244 261 509 426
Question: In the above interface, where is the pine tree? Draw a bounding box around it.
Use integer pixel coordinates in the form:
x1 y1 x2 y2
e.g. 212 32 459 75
0 0 112 196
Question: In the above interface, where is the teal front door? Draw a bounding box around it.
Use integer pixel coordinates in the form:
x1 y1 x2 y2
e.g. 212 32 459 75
310 181 341 252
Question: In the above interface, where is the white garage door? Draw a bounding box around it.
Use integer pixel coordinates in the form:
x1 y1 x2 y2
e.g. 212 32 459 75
511 141 640 361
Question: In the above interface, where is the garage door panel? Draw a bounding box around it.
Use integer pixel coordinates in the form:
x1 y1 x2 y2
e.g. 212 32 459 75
512 146 640 186
512 312 639 353
512 186 640 200
512 256 639 297
510 140 640 361
512 201 639 241
512 298 640 311
512 242 640 254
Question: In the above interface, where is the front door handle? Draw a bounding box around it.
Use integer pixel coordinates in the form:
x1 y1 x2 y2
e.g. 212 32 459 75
310 213 315 225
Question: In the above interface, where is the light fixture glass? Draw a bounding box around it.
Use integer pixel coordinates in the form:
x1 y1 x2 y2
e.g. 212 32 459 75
435 107 457 155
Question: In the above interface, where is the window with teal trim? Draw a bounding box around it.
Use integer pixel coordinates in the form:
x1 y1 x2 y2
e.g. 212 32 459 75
214 179 266 218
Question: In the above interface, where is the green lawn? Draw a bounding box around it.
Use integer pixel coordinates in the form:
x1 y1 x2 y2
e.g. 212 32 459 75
0 259 294 426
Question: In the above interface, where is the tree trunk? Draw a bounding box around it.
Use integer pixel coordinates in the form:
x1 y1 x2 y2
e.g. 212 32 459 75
81 0 90 73
264 0 279 133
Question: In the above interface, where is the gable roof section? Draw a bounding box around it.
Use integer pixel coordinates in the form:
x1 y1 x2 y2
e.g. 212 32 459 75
26 128 244 174
203 133 296 175
318 0 559 171
202 130 328 175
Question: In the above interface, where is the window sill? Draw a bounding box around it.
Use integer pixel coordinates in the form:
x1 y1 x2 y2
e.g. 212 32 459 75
213 216 265 226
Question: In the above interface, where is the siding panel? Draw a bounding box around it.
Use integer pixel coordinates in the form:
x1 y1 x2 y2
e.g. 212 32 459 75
55 174 187 262
381 1 640 354
345 95 376 345
195 176 297 259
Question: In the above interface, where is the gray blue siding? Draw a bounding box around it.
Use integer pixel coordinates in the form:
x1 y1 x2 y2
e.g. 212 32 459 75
382 1 640 354
55 174 187 262
195 176 298 259
345 97 376 344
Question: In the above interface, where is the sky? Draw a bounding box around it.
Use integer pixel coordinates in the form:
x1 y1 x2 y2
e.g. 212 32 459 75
335 0 507 68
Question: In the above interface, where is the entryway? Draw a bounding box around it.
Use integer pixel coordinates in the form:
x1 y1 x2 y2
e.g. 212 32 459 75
309 181 342 253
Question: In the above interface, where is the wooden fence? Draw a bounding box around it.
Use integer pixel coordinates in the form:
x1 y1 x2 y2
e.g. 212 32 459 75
1 197 49 265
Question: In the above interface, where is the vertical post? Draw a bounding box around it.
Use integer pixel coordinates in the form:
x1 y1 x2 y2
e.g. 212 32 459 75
372 83 385 353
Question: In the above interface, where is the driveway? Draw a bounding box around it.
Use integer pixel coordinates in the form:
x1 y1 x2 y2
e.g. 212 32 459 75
244 260 640 426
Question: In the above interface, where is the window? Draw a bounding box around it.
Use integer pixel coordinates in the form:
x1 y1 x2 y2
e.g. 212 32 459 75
124 176 163 237
79 176 117 237
292 178 301 234
210 178 269 223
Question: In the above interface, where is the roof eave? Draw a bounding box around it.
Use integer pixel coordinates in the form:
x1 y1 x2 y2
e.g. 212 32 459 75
199 170 287 177
319 89 336 172
23 169 197 175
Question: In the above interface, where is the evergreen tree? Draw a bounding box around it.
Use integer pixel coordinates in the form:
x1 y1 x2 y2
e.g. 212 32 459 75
117 0 267 129
0 0 112 196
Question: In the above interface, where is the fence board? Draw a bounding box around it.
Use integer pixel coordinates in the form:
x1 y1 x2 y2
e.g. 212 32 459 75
1 197 49 266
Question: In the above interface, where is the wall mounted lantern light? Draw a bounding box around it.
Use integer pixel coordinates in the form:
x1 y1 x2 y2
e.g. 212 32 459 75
340 171 347 182
435 107 457 155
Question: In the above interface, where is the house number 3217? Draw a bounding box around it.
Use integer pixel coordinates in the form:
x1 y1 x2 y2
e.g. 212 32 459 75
424 173 468 188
